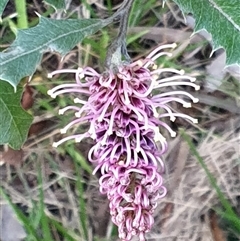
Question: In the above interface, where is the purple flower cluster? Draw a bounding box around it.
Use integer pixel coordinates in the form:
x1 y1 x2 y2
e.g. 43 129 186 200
48 43 199 241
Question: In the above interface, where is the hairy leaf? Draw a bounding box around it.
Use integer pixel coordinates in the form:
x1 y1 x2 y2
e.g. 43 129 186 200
172 0 240 66
0 16 111 89
44 0 65 9
0 81 33 149
0 0 9 17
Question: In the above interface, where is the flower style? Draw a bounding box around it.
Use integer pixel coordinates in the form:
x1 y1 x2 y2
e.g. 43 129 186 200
48 43 199 241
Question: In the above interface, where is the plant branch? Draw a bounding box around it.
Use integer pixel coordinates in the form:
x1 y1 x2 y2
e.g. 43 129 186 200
105 0 135 69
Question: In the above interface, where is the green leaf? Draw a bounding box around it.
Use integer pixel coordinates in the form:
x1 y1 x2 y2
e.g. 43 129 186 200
0 0 9 17
216 209 240 234
172 0 240 66
44 0 66 10
0 16 111 88
0 81 33 149
49 218 77 241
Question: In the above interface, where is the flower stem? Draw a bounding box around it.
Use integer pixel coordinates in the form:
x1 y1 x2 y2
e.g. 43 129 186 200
14 0 28 29
105 0 135 69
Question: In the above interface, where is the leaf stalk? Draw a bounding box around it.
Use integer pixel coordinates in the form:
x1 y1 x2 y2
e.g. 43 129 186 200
14 0 28 29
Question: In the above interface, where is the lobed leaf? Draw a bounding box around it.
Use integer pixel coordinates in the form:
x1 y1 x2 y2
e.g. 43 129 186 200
0 16 111 89
0 81 33 149
172 0 240 66
0 0 9 17
43 0 66 10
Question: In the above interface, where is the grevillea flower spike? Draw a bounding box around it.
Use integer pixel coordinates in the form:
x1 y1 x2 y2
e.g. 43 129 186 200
48 43 199 241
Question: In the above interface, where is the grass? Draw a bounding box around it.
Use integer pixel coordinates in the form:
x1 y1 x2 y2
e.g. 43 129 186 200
0 0 240 241
181 129 240 237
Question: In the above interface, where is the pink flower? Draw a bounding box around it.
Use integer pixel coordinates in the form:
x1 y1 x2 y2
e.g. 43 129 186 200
48 43 199 240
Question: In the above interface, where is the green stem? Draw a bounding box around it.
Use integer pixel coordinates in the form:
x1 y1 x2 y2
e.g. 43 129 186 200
14 0 28 29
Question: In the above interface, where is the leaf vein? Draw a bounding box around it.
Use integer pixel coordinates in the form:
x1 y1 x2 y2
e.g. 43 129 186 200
0 19 106 66
209 0 240 32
